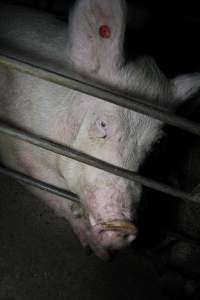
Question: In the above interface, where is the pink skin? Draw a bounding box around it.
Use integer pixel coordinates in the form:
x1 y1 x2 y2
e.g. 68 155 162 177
90 221 137 249
67 179 139 260
70 216 137 260
57 102 145 259
22 157 138 260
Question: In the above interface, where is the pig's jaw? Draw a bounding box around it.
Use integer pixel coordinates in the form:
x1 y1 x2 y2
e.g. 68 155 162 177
70 218 137 260
79 217 137 260
66 177 140 259
69 202 138 260
86 200 138 259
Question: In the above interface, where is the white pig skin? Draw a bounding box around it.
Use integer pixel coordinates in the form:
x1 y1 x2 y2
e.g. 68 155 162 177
0 0 200 260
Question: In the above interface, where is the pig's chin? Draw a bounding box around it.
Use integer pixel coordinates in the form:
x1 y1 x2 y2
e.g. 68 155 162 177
86 219 138 260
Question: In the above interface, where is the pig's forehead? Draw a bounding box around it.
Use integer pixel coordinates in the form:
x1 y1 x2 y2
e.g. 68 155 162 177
74 89 162 130
76 92 119 110
76 92 137 115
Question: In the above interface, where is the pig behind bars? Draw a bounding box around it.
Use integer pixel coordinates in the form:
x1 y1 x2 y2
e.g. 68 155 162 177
0 0 200 260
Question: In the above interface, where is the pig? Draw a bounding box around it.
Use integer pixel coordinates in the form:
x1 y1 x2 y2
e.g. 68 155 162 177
0 0 200 260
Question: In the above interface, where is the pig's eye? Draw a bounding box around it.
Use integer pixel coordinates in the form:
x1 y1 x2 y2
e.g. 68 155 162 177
89 118 109 139
98 120 107 129
96 119 107 133
89 118 108 139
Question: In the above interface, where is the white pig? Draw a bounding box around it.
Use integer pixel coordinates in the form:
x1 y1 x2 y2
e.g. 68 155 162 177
0 0 200 259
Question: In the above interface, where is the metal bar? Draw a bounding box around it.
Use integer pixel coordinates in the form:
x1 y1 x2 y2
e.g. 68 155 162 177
0 121 197 203
165 231 200 247
0 164 80 203
0 54 200 137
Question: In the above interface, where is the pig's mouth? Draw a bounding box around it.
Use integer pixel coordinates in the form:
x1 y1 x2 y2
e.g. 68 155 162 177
96 220 137 234
70 204 138 260
85 219 138 260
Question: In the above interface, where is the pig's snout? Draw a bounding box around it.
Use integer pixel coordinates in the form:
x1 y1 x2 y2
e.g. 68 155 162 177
92 220 138 251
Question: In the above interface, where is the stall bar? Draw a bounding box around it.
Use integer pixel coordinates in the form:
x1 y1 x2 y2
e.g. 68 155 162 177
0 54 199 205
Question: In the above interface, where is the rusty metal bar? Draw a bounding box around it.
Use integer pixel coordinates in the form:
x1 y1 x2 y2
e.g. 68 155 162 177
0 54 200 137
0 121 197 203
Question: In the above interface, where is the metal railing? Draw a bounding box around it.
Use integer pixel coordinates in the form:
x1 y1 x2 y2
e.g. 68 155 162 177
0 53 200 205
0 164 80 203
1 54 200 136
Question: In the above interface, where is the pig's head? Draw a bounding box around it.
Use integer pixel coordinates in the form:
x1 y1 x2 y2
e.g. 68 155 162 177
60 0 200 259
60 95 164 259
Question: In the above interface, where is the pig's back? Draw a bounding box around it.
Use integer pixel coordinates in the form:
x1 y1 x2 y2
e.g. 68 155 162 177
0 2 69 68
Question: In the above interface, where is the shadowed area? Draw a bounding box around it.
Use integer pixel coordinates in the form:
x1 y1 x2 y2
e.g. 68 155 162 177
0 174 167 300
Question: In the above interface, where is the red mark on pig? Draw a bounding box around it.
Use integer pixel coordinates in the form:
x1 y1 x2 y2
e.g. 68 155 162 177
99 25 111 39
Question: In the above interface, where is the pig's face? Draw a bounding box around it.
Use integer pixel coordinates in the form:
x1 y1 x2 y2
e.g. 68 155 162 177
64 0 165 255
60 0 200 258
59 96 163 258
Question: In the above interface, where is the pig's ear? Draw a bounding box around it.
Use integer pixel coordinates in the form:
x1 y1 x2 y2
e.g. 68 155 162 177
172 73 200 104
66 0 127 75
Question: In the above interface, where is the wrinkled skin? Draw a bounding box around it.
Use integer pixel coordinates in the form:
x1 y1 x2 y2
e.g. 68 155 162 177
0 0 200 260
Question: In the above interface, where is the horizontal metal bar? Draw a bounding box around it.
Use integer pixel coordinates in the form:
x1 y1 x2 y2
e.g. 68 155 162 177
165 231 200 247
0 54 200 137
0 121 197 204
0 164 80 203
